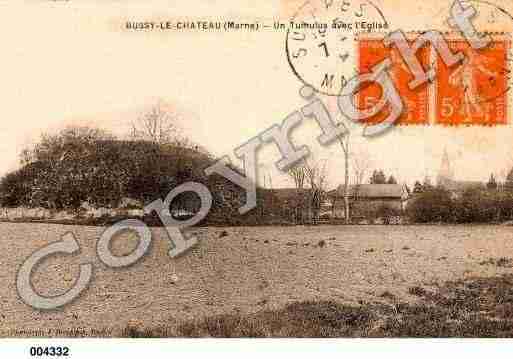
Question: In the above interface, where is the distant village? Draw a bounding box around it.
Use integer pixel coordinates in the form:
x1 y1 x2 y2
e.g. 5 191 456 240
1 104 512 226
265 148 513 225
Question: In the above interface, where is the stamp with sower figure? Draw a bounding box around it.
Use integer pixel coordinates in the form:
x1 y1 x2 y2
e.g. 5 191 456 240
286 0 512 127
355 32 510 126
357 33 431 126
435 34 510 126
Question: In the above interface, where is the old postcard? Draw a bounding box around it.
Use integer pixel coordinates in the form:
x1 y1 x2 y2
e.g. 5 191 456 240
3 0 513 353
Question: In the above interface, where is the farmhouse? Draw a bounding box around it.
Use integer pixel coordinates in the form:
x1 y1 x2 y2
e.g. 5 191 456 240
328 184 409 219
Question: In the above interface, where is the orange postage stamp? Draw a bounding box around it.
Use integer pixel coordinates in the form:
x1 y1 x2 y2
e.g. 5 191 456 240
435 36 510 126
357 34 430 126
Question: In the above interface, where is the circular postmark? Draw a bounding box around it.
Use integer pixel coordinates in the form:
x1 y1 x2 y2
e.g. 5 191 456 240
286 0 389 96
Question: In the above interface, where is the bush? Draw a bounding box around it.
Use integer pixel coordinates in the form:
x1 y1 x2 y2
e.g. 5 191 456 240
120 274 513 337
407 187 513 224
406 187 453 223
375 205 401 224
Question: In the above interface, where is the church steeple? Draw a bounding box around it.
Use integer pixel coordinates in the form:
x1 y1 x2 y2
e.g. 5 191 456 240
437 148 453 187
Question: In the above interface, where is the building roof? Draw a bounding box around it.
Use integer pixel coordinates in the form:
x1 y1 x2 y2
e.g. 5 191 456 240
331 184 407 199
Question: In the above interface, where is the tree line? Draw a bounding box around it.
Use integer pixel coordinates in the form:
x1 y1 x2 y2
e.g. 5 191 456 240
0 104 276 225
407 172 513 224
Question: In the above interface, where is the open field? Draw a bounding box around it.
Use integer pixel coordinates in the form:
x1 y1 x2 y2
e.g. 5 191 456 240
1 223 513 337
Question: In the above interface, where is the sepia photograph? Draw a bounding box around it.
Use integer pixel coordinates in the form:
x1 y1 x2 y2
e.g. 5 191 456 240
2 0 513 357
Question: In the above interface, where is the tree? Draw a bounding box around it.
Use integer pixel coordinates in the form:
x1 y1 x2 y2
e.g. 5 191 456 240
406 187 453 223
0 164 42 207
288 163 306 190
304 158 328 223
287 158 328 223
287 162 308 223
413 181 423 193
387 175 397 184
370 169 387 184
18 126 115 209
487 173 498 190
351 148 372 186
505 168 513 191
24 126 114 164
338 135 350 223
327 94 351 224
131 102 181 145
423 175 433 190
3 125 218 210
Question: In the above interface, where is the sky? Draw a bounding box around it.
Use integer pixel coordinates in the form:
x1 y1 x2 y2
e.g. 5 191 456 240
1 0 513 190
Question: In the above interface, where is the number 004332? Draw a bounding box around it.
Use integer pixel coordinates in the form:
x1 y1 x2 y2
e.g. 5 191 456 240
29 346 70 357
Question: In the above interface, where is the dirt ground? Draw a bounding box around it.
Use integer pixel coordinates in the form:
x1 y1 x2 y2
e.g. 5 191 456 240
1 223 513 337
